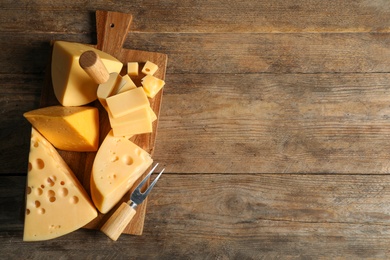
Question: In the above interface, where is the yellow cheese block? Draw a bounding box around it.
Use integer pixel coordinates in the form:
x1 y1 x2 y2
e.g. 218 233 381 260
142 75 165 98
116 74 137 94
24 128 97 241
90 130 153 213
142 61 158 76
127 62 139 76
97 72 122 109
51 41 123 106
106 87 150 118
23 106 99 152
110 107 153 137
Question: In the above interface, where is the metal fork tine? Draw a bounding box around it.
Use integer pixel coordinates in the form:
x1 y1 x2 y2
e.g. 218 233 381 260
136 163 159 191
142 168 165 197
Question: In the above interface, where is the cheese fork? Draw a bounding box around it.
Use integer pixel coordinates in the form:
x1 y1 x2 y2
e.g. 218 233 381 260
100 163 165 241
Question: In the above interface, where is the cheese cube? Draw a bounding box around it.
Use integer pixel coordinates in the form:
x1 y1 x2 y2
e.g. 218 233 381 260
142 61 158 75
51 41 123 106
127 62 139 76
106 87 150 118
142 75 165 98
116 74 136 94
23 106 99 152
24 128 97 241
90 130 153 213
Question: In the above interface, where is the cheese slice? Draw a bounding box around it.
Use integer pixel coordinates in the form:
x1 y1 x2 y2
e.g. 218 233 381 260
110 107 153 137
106 87 150 118
24 128 97 241
51 41 123 106
97 72 122 109
23 106 99 152
90 130 153 213
141 74 165 98
116 74 137 94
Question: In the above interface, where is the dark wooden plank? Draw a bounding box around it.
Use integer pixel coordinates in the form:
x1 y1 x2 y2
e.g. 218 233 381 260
1 1 390 33
154 73 390 174
2 32 390 75
2 174 390 258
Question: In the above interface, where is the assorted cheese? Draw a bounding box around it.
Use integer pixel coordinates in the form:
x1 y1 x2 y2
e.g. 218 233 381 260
51 41 123 106
23 106 99 152
24 41 166 240
90 130 153 213
24 128 97 241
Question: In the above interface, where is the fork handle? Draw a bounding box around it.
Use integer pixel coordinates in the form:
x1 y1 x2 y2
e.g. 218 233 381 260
100 202 136 241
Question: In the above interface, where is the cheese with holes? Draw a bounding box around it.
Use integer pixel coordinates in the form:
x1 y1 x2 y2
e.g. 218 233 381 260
106 87 150 118
51 41 123 106
23 106 99 152
24 128 97 241
90 130 153 213
142 74 165 98
142 61 158 75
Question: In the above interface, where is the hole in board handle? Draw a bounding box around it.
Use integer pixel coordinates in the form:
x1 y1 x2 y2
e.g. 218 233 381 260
110 23 115 28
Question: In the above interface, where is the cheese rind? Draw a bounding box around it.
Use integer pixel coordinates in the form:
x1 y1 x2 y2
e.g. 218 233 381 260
106 87 150 118
23 106 99 152
90 130 153 213
51 41 123 106
24 128 97 241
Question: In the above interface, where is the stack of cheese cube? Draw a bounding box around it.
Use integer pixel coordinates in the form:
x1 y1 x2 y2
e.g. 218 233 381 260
98 61 165 137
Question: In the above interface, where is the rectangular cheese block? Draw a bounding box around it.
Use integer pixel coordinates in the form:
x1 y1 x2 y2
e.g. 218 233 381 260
24 128 97 241
51 41 123 106
110 108 153 137
90 130 153 213
23 106 99 152
127 62 139 76
106 87 150 118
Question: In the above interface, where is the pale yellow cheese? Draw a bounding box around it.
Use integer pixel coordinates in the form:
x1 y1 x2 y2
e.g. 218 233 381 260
142 74 165 98
110 107 152 137
106 87 150 118
24 128 97 241
23 106 99 152
116 74 136 94
142 61 158 75
149 107 157 122
97 72 122 108
127 62 139 76
90 130 153 213
51 41 123 106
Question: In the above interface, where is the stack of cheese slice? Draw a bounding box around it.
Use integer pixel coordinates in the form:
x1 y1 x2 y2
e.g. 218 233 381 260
24 128 97 241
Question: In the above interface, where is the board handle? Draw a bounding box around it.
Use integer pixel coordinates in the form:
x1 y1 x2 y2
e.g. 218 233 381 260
95 10 133 57
100 202 136 241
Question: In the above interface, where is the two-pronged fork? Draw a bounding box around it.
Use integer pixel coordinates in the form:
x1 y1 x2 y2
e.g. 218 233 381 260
100 163 165 241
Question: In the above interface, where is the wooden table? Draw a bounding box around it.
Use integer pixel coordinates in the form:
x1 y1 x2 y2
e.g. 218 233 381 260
2 1 390 258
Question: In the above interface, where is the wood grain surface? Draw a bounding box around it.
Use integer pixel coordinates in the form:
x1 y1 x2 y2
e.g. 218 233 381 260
2 0 390 258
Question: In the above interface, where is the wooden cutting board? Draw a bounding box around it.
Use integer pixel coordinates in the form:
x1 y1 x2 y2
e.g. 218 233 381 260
39 10 167 235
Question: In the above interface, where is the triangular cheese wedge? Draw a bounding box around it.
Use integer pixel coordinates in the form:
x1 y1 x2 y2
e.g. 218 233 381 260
23 106 99 152
23 128 97 241
90 130 153 213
